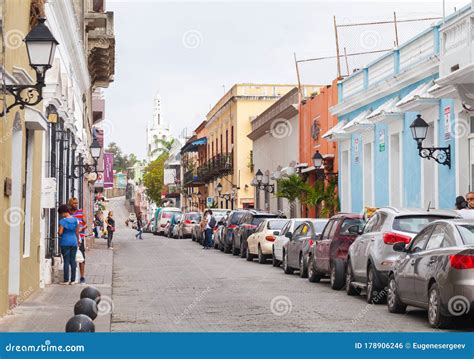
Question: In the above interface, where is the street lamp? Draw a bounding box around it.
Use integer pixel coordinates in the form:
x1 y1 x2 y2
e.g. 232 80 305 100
312 151 338 181
312 151 324 169
255 169 264 182
90 138 101 161
216 182 223 194
71 139 102 179
1 18 59 116
254 168 275 193
409 114 451 168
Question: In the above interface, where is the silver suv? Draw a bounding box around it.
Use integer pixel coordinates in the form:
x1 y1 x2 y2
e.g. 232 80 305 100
345 207 459 303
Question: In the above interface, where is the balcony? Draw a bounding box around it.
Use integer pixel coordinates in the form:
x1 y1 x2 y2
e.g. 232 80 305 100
183 169 205 187
85 10 115 88
196 153 233 183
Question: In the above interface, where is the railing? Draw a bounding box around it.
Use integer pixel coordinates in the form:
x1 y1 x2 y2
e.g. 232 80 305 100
195 153 233 183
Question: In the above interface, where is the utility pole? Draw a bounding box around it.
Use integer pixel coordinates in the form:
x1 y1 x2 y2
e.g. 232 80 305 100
333 16 341 78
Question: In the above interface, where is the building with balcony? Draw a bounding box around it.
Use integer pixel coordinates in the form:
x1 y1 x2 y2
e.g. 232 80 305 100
204 84 296 210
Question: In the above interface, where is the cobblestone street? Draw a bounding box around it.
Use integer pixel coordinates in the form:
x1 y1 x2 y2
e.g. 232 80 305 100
110 202 470 332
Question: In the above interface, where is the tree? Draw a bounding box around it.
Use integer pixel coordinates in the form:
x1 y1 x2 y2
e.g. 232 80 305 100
105 143 140 172
303 177 340 218
151 137 175 158
276 175 307 218
143 153 168 204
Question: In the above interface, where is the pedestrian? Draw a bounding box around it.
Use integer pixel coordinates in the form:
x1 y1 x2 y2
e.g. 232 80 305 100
105 211 116 249
58 204 79 285
68 197 87 284
135 213 143 240
94 210 103 239
203 209 216 250
458 192 474 219
455 196 468 210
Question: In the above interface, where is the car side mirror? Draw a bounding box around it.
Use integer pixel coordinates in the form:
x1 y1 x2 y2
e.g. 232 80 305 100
285 232 292 239
348 225 362 235
392 242 407 253
273 231 279 236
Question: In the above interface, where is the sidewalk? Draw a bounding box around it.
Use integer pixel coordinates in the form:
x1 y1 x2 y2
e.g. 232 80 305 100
0 237 113 332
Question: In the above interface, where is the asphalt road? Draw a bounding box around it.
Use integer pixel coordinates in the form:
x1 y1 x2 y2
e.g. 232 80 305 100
109 201 472 332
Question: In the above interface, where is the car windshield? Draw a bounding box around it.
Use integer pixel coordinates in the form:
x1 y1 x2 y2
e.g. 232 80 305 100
187 213 201 221
393 216 454 234
457 225 474 245
340 219 365 235
230 212 245 224
311 220 329 234
268 220 288 230
252 215 278 226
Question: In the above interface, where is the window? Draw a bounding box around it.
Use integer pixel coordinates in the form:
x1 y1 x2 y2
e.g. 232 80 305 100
328 219 339 238
231 126 234 145
364 213 379 233
293 224 304 237
312 220 329 234
220 134 223 154
226 130 229 152
216 138 218 155
393 215 452 234
255 222 265 233
340 218 365 235
457 225 474 245
321 221 333 240
268 220 288 230
409 225 434 253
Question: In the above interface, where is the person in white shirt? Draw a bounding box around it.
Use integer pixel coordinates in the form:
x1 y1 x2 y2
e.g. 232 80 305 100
457 192 474 220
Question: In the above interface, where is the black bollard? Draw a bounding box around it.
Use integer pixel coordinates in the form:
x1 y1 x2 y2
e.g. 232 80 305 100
74 298 98 320
80 286 101 304
65 314 95 332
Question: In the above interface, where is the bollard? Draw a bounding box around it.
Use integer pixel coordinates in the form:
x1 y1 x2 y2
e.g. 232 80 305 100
74 298 98 320
65 314 95 332
80 286 101 304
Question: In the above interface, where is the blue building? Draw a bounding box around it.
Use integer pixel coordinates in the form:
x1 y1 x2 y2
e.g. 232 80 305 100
324 6 474 213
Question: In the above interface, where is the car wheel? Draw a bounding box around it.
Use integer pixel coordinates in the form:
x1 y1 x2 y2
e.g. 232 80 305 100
345 259 361 296
428 283 451 328
240 241 247 258
232 240 239 256
246 246 254 261
272 248 280 267
308 255 322 283
387 275 406 314
214 241 219 249
283 251 294 274
219 242 225 252
258 245 266 264
330 259 345 290
299 253 308 278
366 265 385 304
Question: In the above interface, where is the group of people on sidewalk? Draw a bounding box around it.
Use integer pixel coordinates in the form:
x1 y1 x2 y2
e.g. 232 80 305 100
58 198 116 285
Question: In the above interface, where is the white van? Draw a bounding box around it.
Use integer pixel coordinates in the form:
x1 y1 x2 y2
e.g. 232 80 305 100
157 207 181 235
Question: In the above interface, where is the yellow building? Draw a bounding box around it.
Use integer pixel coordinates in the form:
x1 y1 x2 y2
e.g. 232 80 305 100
0 0 48 316
204 84 297 209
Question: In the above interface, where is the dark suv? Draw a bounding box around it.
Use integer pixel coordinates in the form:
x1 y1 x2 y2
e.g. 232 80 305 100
222 210 247 253
232 210 279 258
307 213 365 290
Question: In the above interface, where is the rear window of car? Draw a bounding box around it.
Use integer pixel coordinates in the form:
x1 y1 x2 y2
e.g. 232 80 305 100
230 212 245 224
187 213 201 221
162 211 179 219
393 216 454 234
457 225 474 245
252 215 278 226
339 218 365 235
268 220 288 230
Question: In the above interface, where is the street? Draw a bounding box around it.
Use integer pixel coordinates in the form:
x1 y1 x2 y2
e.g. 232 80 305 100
109 200 465 332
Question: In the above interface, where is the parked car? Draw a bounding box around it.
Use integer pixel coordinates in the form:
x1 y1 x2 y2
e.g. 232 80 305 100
272 219 312 267
246 219 289 263
232 210 279 258
387 219 474 328
346 208 460 303
165 213 182 238
307 213 365 289
192 222 204 243
176 212 201 239
281 219 329 277
215 215 229 250
222 209 247 253
156 207 181 235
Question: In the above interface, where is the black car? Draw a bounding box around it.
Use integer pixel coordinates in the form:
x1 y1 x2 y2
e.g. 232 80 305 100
222 209 247 253
232 210 279 258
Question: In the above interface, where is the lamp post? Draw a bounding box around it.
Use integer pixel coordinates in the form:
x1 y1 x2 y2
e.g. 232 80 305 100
253 168 275 193
312 150 338 181
71 138 101 179
409 114 451 168
1 18 59 116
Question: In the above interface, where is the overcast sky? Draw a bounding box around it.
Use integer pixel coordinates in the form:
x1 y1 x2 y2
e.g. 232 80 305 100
105 0 466 159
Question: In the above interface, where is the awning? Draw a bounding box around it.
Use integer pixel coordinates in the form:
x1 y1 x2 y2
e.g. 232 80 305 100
181 137 207 154
366 97 403 123
321 120 349 142
396 80 438 111
341 110 372 134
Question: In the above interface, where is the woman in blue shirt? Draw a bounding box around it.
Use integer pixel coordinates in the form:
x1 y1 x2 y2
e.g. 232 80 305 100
58 204 80 285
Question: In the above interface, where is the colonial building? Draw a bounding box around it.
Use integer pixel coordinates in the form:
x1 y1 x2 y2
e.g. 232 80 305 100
147 93 171 162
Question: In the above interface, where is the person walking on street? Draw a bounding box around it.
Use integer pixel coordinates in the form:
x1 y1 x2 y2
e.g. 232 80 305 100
68 197 87 284
203 210 215 250
458 192 474 219
135 213 143 240
58 204 79 285
105 211 115 249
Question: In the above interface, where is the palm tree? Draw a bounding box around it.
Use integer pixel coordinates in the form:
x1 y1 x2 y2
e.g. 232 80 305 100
150 137 175 158
276 175 307 218
303 177 340 218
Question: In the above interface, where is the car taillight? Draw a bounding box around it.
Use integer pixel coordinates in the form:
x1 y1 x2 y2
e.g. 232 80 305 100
228 224 236 229
185 220 192 224
243 224 257 230
308 239 314 247
450 255 474 269
265 235 275 242
383 232 411 244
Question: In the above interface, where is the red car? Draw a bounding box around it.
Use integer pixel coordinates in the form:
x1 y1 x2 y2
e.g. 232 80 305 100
307 213 365 290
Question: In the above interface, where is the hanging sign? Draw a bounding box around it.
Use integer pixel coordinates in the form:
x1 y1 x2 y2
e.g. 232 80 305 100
379 129 385 152
354 137 360 163
444 106 452 141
